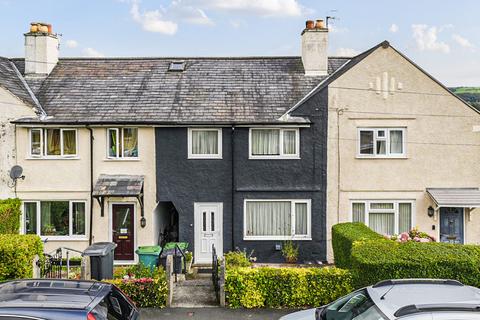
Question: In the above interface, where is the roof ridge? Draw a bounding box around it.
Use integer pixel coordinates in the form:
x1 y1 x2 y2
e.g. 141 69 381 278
9 56 352 61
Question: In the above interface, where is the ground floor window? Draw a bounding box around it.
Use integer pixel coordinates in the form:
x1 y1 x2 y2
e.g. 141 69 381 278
23 200 86 238
244 199 311 240
351 200 413 235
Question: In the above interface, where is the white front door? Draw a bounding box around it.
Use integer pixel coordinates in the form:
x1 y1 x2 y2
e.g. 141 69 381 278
194 202 223 264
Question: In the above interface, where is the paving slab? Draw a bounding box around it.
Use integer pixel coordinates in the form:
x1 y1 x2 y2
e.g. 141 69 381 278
141 308 295 320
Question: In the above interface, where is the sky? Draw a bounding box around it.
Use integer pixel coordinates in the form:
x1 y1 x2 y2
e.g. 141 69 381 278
0 0 479 86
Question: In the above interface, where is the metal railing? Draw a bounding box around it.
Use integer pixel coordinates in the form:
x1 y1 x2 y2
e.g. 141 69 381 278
212 244 220 302
38 247 84 279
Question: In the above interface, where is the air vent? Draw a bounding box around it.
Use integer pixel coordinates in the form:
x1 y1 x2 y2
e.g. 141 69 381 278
169 61 186 72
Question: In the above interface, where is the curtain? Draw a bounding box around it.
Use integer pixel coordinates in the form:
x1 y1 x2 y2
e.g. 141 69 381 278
246 201 291 236
72 202 85 235
62 130 76 155
359 131 374 154
283 130 297 155
398 203 412 233
192 130 218 155
46 129 61 155
31 129 41 155
123 128 138 157
376 140 386 155
295 203 308 235
369 212 394 235
108 129 117 157
390 130 403 154
370 203 394 210
24 202 37 234
352 203 365 223
252 129 280 155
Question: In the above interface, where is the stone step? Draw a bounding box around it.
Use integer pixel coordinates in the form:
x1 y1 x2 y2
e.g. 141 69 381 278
171 279 218 308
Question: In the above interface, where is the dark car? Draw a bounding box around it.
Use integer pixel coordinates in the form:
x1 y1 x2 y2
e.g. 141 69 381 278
0 279 139 320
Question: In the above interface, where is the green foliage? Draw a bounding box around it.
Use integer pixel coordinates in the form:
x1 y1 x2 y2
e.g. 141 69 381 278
225 266 353 308
282 240 299 263
331 222 383 269
106 265 168 308
351 240 480 288
224 251 252 268
0 198 22 234
451 87 480 109
0 234 43 280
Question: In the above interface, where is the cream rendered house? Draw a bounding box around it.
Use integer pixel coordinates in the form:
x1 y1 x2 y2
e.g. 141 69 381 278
323 42 480 259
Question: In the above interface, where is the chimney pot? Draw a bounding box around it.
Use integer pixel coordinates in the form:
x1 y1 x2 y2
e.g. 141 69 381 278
315 19 325 29
306 20 315 30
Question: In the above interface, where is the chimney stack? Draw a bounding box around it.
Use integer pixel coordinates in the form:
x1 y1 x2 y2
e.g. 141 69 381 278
24 22 59 77
301 19 328 76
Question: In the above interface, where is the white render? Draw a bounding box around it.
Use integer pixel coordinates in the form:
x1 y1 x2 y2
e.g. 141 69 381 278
301 28 328 76
24 33 59 76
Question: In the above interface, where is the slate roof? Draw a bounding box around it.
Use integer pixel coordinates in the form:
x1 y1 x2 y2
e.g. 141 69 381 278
427 188 480 207
0 57 44 115
9 56 349 124
92 174 144 197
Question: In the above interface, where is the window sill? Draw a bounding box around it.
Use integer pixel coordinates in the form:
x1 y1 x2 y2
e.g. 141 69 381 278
249 156 301 160
188 155 223 160
26 156 80 160
40 236 88 241
104 158 140 162
356 155 408 159
243 236 312 241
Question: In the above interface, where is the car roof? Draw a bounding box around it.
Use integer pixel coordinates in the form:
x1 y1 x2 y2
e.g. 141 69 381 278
367 279 480 319
0 279 112 310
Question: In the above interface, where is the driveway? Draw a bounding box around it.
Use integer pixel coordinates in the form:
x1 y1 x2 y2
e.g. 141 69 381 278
141 307 295 319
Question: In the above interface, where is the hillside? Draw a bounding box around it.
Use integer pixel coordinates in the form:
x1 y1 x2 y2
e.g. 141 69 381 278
450 87 480 110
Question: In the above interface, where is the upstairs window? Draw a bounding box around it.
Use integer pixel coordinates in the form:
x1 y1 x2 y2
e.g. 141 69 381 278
29 128 77 158
107 128 139 159
358 128 405 158
249 128 300 159
188 128 222 159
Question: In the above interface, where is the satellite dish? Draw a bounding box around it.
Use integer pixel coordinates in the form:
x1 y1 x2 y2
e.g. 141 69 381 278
10 165 24 180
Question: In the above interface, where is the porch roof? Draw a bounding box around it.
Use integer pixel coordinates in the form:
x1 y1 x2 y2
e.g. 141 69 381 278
426 188 480 208
93 174 144 197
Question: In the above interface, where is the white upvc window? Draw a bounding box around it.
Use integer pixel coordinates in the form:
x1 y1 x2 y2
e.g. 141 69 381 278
187 128 222 159
22 200 87 240
28 128 78 158
351 200 414 236
249 128 300 159
107 128 139 159
244 199 311 240
357 128 406 158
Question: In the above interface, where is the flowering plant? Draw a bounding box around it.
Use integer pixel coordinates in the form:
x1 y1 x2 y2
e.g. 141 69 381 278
386 227 435 243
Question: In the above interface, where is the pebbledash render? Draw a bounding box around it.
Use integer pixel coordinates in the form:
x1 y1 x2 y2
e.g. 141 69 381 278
1 21 480 265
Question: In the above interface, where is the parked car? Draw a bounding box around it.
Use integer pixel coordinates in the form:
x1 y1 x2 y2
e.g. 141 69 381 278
0 279 139 320
280 279 480 320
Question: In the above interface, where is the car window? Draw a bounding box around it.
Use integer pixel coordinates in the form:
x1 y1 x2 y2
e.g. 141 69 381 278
322 289 387 320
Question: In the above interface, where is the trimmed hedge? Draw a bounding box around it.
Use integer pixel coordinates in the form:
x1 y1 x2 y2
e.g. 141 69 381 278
0 198 22 234
107 264 168 308
0 234 43 280
351 240 480 288
332 222 383 269
225 266 353 308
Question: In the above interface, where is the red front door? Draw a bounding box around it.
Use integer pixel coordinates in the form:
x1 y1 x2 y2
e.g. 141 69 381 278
112 204 135 261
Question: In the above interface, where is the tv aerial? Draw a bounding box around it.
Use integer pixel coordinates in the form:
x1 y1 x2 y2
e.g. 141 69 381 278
8 165 25 189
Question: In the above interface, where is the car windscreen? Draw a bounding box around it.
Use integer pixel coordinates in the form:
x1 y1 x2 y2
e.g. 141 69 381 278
320 289 387 320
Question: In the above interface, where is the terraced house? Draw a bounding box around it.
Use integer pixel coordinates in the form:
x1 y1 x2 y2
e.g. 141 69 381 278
1 21 480 264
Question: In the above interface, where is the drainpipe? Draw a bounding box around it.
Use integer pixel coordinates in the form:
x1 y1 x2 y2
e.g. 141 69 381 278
87 126 94 245
231 126 235 251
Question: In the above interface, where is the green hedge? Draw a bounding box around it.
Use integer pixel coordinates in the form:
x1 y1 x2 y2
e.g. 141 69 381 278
332 222 383 269
107 265 168 308
351 240 480 288
0 198 22 234
0 234 43 280
225 267 353 308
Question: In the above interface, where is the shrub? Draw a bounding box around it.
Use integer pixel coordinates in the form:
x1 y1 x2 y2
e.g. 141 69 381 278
106 265 168 308
0 234 43 280
0 198 22 234
225 266 353 308
282 240 299 263
351 240 480 288
224 251 252 268
332 222 383 269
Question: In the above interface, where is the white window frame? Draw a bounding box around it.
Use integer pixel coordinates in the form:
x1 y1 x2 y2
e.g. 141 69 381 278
243 199 311 240
350 200 415 235
357 127 406 158
21 200 88 241
187 128 222 159
248 128 300 159
107 127 139 160
28 128 78 158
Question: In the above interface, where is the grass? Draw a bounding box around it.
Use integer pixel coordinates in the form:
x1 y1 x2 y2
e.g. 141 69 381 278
451 87 480 94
